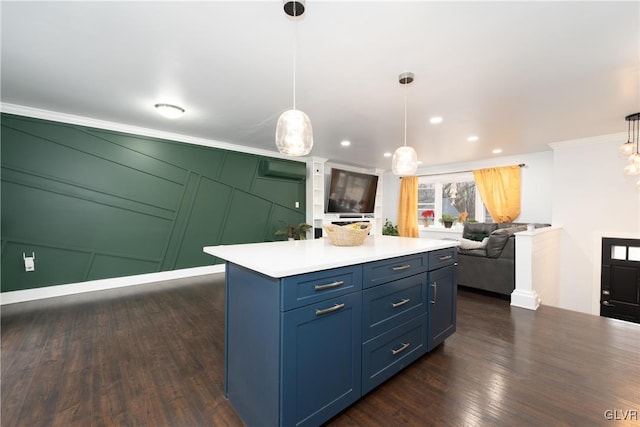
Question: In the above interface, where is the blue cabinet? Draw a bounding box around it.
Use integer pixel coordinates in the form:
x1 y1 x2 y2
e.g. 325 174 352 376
225 263 362 427
282 292 361 426
427 257 457 351
224 248 457 426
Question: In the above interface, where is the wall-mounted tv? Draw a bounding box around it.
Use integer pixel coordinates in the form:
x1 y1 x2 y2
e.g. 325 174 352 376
327 168 379 214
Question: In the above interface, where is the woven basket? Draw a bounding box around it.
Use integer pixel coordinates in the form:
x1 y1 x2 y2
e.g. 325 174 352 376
323 222 372 246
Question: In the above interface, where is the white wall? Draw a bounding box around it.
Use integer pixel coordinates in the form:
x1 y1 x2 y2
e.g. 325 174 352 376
382 150 554 226
551 133 640 314
381 142 640 316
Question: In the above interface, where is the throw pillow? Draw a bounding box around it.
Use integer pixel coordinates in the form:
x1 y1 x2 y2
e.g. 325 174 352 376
469 232 489 242
458 237 489 250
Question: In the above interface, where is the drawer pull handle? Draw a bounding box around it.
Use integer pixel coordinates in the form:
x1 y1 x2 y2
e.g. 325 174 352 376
391 342 410 355
315 303 345 316
431 282 437 304
439 255 452 261
602 301 614 307
391 298 410 308
314 280 345 291
392 264 411 271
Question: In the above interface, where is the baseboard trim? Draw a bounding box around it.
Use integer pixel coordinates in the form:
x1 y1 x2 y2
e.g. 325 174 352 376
0 264 226 305
510 289 541 310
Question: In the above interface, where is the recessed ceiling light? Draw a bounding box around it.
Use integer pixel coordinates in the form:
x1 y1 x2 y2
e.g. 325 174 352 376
341 140 351 147
154 103 185 119
417 160 423 165
384 152 392 158
429 116 443 124
492 148 503 154
467 136 479 142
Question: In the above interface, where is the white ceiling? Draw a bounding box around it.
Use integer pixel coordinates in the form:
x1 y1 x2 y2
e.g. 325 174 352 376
2 1 639 170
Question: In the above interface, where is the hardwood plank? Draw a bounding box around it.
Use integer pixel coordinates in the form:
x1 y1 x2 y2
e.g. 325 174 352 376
2 276 639 427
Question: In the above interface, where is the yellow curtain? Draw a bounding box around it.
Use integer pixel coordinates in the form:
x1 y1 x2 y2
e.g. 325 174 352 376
397 176 419 237
473 165 521 222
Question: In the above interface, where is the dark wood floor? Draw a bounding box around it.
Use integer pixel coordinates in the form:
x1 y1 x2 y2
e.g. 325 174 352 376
2 276 639 427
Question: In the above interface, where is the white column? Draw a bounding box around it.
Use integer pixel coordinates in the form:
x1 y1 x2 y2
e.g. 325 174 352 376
511 227 562 310
511 231 540 310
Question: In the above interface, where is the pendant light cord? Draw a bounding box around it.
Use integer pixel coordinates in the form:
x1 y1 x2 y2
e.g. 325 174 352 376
292 2 297 111
403 81 408 147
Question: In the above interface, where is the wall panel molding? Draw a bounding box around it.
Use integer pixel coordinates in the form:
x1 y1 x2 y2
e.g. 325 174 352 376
1 113 306 292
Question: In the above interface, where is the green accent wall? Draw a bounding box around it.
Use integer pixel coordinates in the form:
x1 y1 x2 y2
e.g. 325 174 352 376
1 113 307 292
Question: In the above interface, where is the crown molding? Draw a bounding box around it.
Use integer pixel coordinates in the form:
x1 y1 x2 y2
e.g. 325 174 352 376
0 103 307 163
548 132 627 150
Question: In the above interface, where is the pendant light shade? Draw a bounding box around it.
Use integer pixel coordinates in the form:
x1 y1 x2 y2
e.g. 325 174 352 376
392 72 418 176
276 109 313 156
392 146 418 176
275 0 313 156
621 113 640 176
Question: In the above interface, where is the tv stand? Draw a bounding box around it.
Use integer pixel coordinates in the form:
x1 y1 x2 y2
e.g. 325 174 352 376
338 213 374 219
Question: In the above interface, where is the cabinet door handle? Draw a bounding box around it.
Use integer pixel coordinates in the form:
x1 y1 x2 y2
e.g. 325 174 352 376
439 255 452 261
391 342 410 355
314 280 345 291
431 282 437 304
392 264 411 271
602 301 614 307
315 303 345 316
391 298 410 308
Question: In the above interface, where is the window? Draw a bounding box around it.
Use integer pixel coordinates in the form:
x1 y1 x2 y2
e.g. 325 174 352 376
417 173 492 227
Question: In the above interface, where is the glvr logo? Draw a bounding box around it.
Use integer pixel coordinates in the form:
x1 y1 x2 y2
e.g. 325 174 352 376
604 409 638 421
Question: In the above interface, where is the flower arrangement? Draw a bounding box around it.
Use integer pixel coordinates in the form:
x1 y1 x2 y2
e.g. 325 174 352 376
421 209 435 227
458 211 469 223
421 209 435 219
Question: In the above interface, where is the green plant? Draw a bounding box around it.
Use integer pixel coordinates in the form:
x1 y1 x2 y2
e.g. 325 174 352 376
438 213 458 224
382 219 399 236
274 221 312 240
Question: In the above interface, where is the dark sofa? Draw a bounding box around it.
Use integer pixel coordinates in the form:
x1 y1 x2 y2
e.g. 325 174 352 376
457 222 550 296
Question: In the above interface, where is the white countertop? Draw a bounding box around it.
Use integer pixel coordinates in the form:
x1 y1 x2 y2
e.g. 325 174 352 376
203 236 457 278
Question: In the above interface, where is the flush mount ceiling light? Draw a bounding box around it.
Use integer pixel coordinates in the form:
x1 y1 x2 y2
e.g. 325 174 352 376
429 116 443 124
275 0 313 157
154 103 184 119
392 72 418 176
621 113 640 176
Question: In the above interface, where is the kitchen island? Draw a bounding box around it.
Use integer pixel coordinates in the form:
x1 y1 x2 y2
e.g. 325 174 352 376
204 235 458 427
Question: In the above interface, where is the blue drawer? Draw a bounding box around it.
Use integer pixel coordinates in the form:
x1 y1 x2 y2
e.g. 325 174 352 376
428 247 457 271
362 273 427 341
363 253 428 289
362 314 427 394
281 265 362 311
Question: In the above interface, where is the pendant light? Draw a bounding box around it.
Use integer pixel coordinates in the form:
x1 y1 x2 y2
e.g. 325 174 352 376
275 0 313 156
621 113 640 176
392 72 418 176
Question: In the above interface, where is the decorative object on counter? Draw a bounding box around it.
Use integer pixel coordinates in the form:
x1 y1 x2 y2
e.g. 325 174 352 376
421 209 435 227
382 218 399 236
275 221 312 240
323 222 372 246
439 213 458 228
